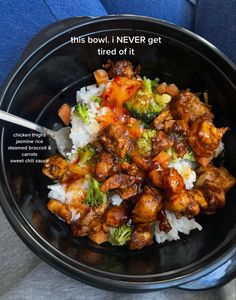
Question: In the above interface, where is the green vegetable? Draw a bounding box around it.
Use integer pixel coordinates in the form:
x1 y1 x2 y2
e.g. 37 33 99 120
109 224 132 246
124 77 163 123
143 76 160 92
154 93 172 106
119 154 131 163
84 177 107 207
166 147 177 160
77 144 96 165
74 103 89 124
137 129 157 156
183 151 196 162
90 95 102 103
125 93 162 123
143 77 153 94
166 147 196 162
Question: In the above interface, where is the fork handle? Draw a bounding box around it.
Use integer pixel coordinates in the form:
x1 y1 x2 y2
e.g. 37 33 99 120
0 109 54 137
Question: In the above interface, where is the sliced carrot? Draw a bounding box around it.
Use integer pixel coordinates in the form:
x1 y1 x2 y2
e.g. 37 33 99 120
127 118 144 139
94 69 109 85
166 84 179 96
156 82 167 94
127 126 144 139
152 151 170 168
58 103 71 126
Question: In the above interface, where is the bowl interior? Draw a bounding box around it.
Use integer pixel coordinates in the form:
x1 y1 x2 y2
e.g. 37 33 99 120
1 17 236 282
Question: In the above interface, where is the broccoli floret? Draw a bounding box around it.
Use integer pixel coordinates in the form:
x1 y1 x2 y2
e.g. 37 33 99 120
74 103 89 124
143 77 153 94
77 144 96 165
109 224 132 246
84 177 107 207
125 93 162 123
143 76 160 92
166 147 196 162
90 95 102 104
183 151 196 162
166 147 177 160
124 77 163 123
150 77 160 89
137 129 157 156
119 154 131 163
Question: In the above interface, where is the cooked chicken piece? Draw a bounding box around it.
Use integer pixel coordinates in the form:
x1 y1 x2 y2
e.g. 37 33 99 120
88 230 108 244
120 162 137 175
187 189 208 209
195 164 235 192
130 152 151 170
188 117 228 161
185 189 208 217
152 151 170 169
103 59 135 79
153 109 173 131
152 131 173 154
100 124 131 158
174 138 189 158
149 168 163 188
120 162 145 183
164 190 190 213
47 199 71 223
101 174 136 192
201 180 226 213
164 120 175 132
132 186 163 223
93 201 110 216
118 184 139 199
167 131 189 158
72 212 108 244
128 223 154 250
95 152 114 181
162 167 185 193
168 119 189 136
186 201 200 217
157 210 171 233
65 179 90 217
43 155 67 180
89 217 103 233
71 209 95 237
170 90 212 124
103 205 128 227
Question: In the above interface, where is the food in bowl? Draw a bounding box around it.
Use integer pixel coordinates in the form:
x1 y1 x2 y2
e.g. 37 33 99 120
42 60 235 250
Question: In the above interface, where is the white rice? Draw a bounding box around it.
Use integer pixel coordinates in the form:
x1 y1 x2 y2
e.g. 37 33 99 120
214 141 224 158
109 194 123 206
70 209 81 222
168 159 196 189
69 84 110 155
76 84 104 104
48 183 67 203
70 109 100 152
155 210 202 244
47 177 90 222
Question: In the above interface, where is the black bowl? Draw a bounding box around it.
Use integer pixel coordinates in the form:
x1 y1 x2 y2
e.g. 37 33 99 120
0 15 235 291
